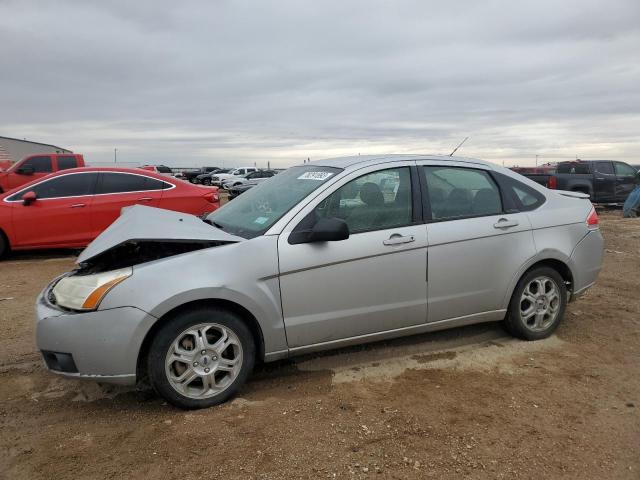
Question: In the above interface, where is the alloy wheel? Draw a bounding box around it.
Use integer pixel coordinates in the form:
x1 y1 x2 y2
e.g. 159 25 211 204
519 276 561 332
164 323 243 399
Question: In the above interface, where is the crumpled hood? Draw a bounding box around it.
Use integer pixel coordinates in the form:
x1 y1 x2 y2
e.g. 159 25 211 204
77 204 244 264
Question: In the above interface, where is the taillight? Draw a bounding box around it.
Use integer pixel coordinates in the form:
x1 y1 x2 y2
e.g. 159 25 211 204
202 191 219 203
548 176 557 189
586 207 599 229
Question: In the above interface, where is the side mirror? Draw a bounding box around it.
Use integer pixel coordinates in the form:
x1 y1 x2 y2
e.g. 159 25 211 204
22 191 37 206
289 217 349 244
17 165 35 175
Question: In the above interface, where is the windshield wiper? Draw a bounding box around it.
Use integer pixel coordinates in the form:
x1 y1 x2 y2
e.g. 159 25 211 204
210 221 225 230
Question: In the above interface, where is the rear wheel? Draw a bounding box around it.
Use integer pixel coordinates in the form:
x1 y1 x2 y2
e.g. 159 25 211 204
503 267 567 340
147 306 255 409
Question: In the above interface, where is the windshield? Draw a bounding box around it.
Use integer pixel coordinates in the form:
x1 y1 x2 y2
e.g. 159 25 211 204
206 165 341 238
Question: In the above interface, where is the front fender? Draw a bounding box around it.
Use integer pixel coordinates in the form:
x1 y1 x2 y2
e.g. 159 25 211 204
98 236 288 356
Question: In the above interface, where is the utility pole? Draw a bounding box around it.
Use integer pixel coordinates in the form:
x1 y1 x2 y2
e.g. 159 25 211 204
114 148 118 163
535 154 538 167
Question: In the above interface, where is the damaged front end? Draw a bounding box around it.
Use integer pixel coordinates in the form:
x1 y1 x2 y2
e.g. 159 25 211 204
50 205 244 310
75 238 227 274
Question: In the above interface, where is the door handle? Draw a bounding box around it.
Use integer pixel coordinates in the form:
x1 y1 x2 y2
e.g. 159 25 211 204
70 203 86 208
493 218 519 229
383 234 415 246
137 197 153 202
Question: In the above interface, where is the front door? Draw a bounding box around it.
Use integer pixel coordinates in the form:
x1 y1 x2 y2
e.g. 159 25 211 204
9 172 98 248
419 164 536 322
277 164 428 348
9 155 53 190
613 162 638 203
592 161 616 203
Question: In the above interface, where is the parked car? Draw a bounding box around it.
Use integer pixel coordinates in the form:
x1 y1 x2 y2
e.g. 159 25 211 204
221 169 278 190
183 167 220 183
196 168 230 185
515 160 638 204
139 165 174 177
0 153 85 193
211 167 258 187
227 181 257 199
36 154 603 409
0 167 219 257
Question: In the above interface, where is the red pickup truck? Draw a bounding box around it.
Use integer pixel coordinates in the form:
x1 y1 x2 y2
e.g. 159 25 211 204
0 153 85 193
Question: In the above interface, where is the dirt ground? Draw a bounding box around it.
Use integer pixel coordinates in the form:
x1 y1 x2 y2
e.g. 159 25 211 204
0 212 638 479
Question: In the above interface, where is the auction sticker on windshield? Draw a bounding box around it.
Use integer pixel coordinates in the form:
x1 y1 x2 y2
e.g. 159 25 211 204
298 171 334 181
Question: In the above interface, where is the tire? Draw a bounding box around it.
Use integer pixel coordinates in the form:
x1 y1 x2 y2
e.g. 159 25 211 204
0 232 8 259
203 179 211 186
147 306 255 409
503 266 567 340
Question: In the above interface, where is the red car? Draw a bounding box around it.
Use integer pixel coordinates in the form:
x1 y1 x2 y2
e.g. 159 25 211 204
0 167 219 256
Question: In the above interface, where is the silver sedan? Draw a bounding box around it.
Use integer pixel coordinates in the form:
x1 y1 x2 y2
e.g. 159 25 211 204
36 155 603 409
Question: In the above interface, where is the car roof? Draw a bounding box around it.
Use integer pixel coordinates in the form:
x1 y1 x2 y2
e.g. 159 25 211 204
46 166 168 176
307 154 491 170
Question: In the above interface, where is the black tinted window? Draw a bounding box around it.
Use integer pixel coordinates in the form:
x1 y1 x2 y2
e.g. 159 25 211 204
495 173 546 211
614 162 637 177
423 167 502 220
156 165 172 173
593 162 614 175
9 173 98 200
97 173 168 194
22 156 52 173
56 156 78 170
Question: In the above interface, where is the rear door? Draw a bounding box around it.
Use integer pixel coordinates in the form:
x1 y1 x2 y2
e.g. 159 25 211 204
91 172 166 235
7 172 98 247
592 161 616 203
419 163 536 323
613 162 638 202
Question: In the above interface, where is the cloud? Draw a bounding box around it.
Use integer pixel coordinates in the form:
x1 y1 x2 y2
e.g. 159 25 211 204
1 0 639 167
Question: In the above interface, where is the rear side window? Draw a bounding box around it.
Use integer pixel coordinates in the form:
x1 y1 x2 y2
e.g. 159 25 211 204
21 156 52 173
558 162 593 174
494 173 546 211
423 166 502 220
8 173 98 200
592 162 614 175
156 165 172 173
56 156 78 170
97 173 170 194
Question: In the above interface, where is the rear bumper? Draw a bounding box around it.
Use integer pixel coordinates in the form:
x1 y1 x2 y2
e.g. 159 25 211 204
35 285 157 385
569 229 604 299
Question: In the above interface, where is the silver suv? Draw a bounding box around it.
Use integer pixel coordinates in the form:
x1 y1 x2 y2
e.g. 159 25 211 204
36 155 604 409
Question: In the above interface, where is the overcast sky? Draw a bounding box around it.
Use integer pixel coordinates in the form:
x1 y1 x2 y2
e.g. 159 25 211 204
1 0 639 167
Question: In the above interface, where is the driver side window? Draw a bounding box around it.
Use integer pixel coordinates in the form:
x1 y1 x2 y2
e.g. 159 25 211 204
313 167 413 234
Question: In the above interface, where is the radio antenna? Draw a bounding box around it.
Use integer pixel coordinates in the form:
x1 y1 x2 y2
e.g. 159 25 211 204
449 137 469 157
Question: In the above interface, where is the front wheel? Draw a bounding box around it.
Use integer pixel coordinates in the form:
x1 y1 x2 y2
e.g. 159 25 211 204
0 233 8 258
503 267 567 340
147 307 255 409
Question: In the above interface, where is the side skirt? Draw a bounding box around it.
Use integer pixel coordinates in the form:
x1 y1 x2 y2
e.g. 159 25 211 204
268 309 507 360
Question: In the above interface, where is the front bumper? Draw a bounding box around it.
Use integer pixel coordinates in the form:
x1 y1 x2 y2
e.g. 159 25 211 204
35 285 157 385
